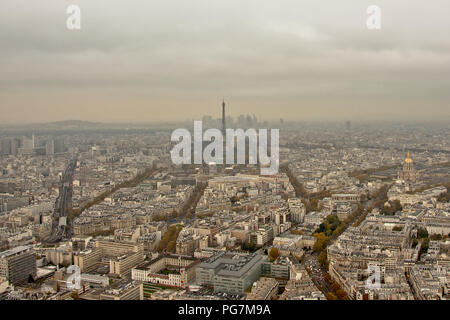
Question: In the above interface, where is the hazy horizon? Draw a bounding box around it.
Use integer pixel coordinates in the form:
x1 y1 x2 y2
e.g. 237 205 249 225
2 119 450 129
1 0 450 124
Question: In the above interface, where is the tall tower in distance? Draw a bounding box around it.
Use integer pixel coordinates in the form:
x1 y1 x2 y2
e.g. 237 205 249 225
222 100 226 135
346 120 351 131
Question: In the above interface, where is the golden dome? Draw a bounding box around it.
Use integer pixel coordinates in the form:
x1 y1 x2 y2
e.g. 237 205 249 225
405 152 413 164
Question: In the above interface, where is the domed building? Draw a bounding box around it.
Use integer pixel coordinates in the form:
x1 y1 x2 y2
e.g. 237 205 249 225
397 152 418 182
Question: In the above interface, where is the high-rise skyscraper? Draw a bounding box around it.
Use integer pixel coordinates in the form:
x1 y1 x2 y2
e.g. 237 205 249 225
1 139 11 155
54 138 65 154
346 120 351 131
21 136 34 150
46 139 55 155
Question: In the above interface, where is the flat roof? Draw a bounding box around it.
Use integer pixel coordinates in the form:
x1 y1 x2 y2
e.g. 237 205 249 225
198 251 263 277
0 245 33 259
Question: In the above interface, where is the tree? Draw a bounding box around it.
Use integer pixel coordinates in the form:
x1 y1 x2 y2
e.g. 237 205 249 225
336 289 347 300
313 233 329 252
157 225 183 252
430 234 442 241
318 251 328 269
70 291 79 300
242 241 257 252
167 240 176 253
27 274 34 283
269 247 280 262
420 238 430 255
392 200 402 213
331 282 341 292
316 215 342 237
417 227 429 239
326 292 338 300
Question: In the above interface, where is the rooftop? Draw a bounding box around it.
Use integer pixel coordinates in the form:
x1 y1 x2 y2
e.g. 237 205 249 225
0 245 33 259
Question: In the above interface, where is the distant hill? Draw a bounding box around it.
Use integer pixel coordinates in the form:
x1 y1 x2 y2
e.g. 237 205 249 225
46 120 102 126
0 119 186 134
44 120 104 129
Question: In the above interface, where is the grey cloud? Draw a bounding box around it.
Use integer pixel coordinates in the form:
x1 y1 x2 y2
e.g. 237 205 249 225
0 0 449 123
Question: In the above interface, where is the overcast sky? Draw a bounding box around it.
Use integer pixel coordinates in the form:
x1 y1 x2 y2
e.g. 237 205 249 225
1 0 449 124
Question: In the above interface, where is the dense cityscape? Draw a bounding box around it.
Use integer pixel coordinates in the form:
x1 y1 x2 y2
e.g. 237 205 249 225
0 108 449 301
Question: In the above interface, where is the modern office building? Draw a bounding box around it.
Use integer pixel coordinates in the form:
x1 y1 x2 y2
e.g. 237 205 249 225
73 248 102 273
196 251 263 294
0 245 37 285
96 240 143 257
109 251 144 278
54 138 65 154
